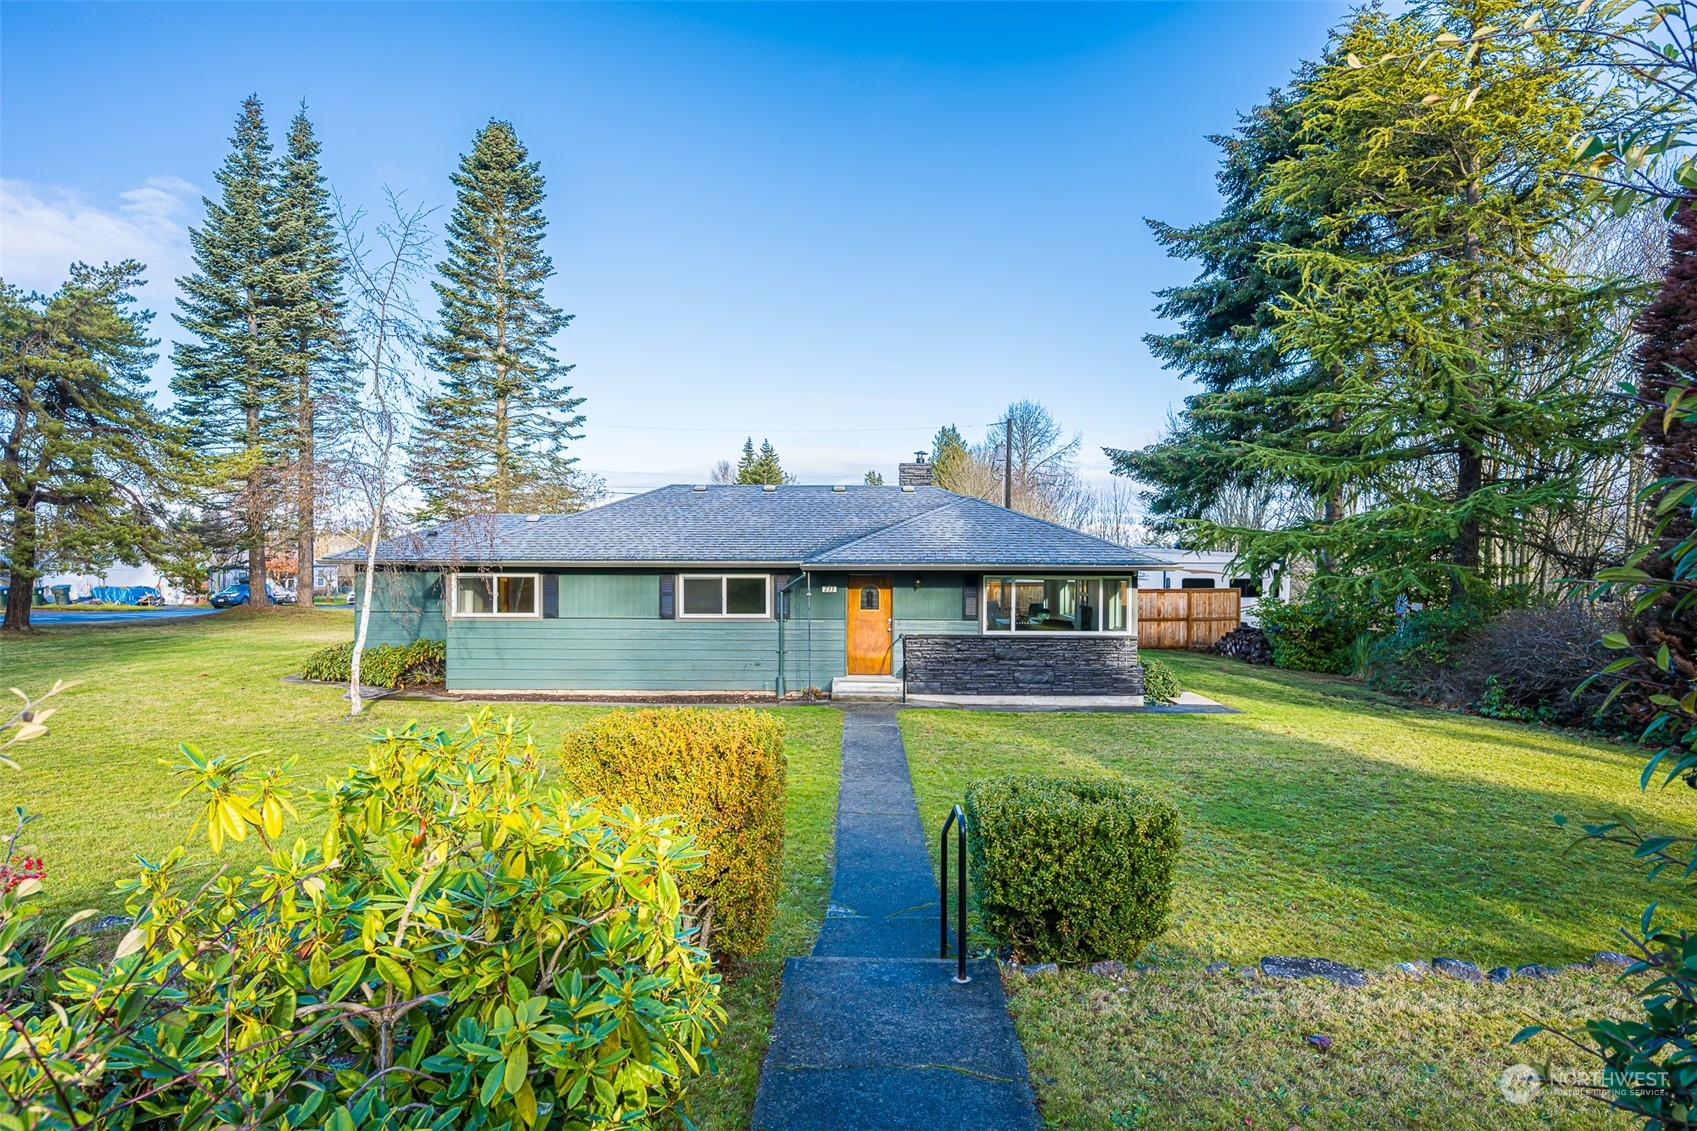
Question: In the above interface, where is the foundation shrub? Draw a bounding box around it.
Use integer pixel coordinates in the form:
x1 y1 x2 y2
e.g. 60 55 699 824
300 638 446 688
1140 658 1181 705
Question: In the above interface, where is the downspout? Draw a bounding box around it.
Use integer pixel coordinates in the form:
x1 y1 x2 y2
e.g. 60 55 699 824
777 569 810 700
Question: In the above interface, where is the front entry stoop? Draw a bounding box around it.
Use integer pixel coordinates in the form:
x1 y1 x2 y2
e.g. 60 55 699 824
829 675 905 702
750 707 1041 1131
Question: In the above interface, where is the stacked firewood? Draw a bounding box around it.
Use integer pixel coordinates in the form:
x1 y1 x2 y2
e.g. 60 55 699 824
1211 625 1273 665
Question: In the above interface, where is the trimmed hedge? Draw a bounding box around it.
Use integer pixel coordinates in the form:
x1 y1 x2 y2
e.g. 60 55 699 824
300 639 446 688
560 708 786 957
1140 657 1180 705
965 774 1180 964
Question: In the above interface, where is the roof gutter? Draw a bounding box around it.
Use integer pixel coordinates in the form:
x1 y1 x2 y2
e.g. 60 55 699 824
330 558 1176 572
798 562 1173 572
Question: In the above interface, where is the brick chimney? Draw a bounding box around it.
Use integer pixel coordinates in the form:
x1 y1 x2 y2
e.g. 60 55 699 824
898 451 933 487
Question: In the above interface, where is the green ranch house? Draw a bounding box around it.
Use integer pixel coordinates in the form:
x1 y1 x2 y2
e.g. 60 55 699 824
335 478 1167 703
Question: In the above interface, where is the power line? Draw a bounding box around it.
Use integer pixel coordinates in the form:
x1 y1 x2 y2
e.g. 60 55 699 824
589 423 999 435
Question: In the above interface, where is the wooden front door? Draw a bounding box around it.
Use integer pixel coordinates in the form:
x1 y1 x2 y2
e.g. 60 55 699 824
846 575 893 675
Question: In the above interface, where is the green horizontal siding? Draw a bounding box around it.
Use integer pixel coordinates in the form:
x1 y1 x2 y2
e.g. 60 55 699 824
892 574 971 620
353 570 445 647
558 572 657 618
363 567 999 690
448 617 848 692
794 575 847 619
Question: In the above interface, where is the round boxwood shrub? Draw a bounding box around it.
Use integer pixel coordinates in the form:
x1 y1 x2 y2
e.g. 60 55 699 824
964 774 1180 964
560 708 786 957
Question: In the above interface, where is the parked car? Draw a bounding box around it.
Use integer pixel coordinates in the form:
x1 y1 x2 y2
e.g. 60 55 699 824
210 581 296 608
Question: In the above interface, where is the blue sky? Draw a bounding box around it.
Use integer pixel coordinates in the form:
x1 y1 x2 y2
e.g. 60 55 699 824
0 1 1347 497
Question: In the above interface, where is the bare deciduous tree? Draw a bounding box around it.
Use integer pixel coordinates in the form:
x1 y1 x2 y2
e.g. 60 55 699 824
935 400 1087 522
334 190 434 716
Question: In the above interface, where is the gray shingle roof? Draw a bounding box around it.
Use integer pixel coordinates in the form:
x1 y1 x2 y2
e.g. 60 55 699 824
330 484 1169 570
809 494 1163 569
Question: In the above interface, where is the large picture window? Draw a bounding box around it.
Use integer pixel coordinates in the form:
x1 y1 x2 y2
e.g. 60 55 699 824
982 577 1132 634
452 573 540 618
678 574 770 619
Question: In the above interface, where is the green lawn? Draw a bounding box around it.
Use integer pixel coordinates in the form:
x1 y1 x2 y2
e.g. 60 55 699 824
902 652 1681 1130
0 609 840 1131
13 617 1677 1130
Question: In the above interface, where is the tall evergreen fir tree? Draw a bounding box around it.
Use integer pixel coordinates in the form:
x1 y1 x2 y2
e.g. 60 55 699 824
173 95 288 606
733 438 791 485
1110 82 1339 531
412 120 585 519
734 437 759 482
757 439 792 484
2 263 185 631
930 425 975 493
273 105 350 602
1203 0 1637 600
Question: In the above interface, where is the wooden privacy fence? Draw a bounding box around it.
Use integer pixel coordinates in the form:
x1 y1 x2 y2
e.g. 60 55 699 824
1138 588 1241 650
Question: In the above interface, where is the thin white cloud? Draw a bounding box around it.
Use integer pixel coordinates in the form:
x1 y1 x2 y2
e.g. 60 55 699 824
0 175 198 294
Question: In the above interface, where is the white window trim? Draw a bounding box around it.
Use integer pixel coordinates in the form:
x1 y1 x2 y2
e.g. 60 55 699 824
676 573 772 620
449 571 543 619
980 575 1135 636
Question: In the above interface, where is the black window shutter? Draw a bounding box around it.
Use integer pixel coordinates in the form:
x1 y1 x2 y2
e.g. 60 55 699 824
775 573 791 620
962 577 980 620
659 574 676 619
542 573 559 618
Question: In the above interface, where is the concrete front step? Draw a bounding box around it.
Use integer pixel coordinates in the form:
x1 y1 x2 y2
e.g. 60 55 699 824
830 675 905 702
750 957 1041 1130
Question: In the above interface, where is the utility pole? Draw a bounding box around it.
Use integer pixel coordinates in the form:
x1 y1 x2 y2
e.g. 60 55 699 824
995 417 1013 509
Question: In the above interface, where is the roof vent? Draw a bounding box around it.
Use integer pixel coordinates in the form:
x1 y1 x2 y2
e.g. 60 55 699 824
832 485 846 493
693 484 707 492
762 484 777 493
525 514 541 523
901 485 916 493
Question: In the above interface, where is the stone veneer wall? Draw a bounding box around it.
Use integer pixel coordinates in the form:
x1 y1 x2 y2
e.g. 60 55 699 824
902 634 1144 696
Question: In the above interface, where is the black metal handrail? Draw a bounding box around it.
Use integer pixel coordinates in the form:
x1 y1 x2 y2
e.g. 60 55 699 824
939 804 970 984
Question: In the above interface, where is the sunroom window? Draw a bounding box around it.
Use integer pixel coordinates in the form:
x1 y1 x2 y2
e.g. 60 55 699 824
982 577 1132 633
452 573 539 617
679 574 770 618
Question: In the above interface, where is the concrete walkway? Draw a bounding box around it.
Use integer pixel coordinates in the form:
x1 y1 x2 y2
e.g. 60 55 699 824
750 706 1042 1130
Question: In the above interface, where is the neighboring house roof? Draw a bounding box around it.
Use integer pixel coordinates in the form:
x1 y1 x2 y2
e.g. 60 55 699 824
329 484 1170 570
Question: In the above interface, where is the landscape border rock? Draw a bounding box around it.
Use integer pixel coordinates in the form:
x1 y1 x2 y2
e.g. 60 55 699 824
1260 956 1368 987
1012 950 1636 987
1592 951 1636 968
1433 957 1483 983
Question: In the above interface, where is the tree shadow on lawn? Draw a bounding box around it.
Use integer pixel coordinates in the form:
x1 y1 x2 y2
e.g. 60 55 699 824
1383 708 1652 773
902 711 1697 969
